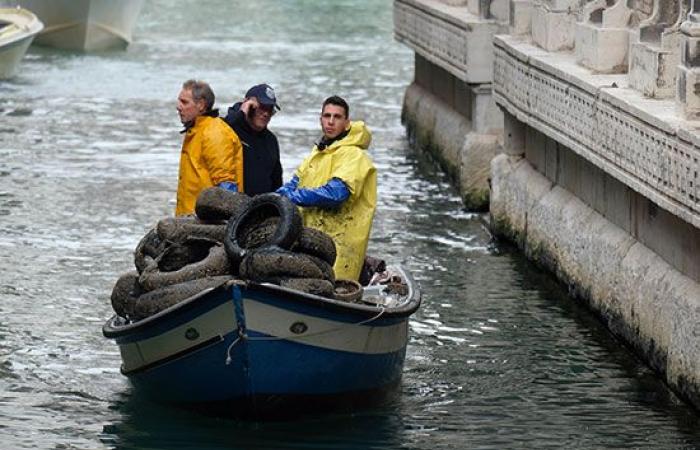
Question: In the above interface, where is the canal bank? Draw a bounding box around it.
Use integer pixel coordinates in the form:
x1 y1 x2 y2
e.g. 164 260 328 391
394 0 700 409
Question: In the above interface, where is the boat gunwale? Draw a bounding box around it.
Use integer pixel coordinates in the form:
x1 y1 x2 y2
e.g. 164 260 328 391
0 8 43 47
102 266 421 339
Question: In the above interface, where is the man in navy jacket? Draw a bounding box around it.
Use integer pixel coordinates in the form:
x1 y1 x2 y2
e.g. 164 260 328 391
223 84 283 195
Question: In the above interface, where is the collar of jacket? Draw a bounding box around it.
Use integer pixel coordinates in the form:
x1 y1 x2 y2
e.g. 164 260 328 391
181 109 220 134
316 128 350 151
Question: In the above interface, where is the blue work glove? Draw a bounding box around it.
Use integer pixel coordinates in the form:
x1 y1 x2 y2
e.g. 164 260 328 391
284 178 350 208
275 175 299 197
218 181 238 193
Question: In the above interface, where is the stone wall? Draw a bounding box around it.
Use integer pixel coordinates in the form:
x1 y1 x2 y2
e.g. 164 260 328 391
394 0 700 408
394 0 506 209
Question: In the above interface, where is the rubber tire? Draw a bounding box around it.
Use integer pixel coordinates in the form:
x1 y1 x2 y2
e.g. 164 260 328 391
305 254 335 283
157 217 227 243
130 276 231 321
279 278 334 297
224 193 302 268
195 187 252 222
110 271 143 318
134 229 165 274
239 248 325 281
139 245 232 292
292 227 336 266
156 237 219 272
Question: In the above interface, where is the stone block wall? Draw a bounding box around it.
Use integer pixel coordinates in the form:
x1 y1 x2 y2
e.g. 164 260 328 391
394 0 700 409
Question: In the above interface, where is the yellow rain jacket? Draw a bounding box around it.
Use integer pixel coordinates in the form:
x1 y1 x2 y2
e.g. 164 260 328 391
176 115 244 216
295 121 377 280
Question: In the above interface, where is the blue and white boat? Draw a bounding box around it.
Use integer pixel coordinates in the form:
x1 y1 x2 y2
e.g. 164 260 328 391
103 266 421 416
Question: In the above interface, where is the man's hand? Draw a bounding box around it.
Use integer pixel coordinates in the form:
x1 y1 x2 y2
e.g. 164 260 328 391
240 97 260 116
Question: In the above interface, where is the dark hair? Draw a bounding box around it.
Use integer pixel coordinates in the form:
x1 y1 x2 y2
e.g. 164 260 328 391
322 95 349 118
182 79 215 112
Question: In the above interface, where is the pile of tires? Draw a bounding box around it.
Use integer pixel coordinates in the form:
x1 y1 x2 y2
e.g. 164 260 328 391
110 189 342 322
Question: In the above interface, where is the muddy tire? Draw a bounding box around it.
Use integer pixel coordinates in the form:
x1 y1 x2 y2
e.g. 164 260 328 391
130 276 231 321
279 278 334 297
305 254 335 283
333 279 363 303
134 229 165 274
139 245 232 292
292 227 336 266
224 194 302 267
239 248 325 281
157 217 227 243
110 272 143 318
195 187 252 222
156 237 219 272
240 217 280 249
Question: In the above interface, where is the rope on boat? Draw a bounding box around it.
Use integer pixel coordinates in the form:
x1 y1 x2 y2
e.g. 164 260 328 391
223 306 386 364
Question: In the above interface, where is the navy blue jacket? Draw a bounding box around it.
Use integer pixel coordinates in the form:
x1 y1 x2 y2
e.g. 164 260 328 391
223 103 283 196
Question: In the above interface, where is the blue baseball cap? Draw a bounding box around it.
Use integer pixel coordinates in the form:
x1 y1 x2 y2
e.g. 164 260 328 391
245 84 280 111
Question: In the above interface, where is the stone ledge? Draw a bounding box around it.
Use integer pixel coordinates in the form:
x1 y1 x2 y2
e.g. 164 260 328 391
491 154 700 409
493 34 700 229
394 0 505 83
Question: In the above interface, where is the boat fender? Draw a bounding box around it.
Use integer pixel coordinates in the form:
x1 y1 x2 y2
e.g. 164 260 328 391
224 193 302 268
139 244 232 292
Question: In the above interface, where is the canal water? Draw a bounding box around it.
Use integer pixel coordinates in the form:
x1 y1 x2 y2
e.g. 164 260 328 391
1 0 700 448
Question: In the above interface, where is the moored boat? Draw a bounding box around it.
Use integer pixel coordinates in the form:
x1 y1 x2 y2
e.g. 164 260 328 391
103 266 421 417
0 7 42 79
14 0 144 51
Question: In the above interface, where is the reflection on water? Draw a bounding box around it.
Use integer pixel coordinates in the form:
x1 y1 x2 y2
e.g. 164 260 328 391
1 0 700 449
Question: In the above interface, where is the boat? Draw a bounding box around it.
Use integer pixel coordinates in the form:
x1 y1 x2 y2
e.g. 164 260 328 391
102 266 421 417
0 7 42 79
13 0 144 51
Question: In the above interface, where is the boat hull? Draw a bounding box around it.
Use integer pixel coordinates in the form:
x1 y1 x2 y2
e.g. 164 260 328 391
104 271 420 414
0 7 42 79
15 0 144 51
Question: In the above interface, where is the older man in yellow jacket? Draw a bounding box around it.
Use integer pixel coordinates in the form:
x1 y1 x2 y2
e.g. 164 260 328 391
175 79 243 216
277 96 377 281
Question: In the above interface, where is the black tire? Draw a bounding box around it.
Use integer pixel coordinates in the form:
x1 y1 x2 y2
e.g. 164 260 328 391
157 217 227 243
195 187 252 222
134 229 165 274
240 216 279 249
156 237 219 272
292 227 336 266
130 276 231 321
305 254 335 283
110 271 143 318
279 278 334 297
333 279 363 303
239 248 325 281
139 245 232 292
224 193 302 267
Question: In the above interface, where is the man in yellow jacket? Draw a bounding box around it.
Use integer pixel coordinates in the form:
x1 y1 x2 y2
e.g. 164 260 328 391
277 96 377 281
175 79 243 216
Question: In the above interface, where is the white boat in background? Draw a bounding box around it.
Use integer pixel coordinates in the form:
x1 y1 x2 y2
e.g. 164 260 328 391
14 0 144 51
0 7 42 79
